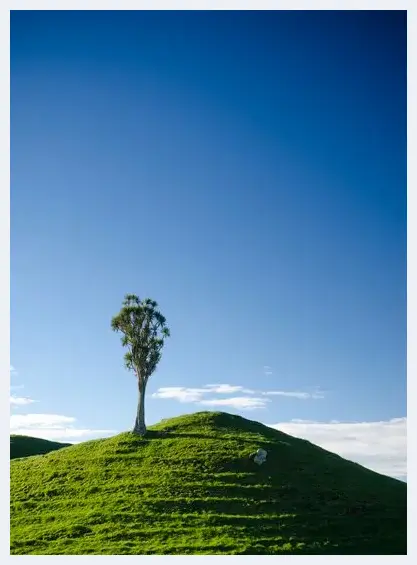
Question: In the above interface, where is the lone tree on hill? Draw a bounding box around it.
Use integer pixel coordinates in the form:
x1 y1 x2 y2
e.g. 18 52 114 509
111 294 170 436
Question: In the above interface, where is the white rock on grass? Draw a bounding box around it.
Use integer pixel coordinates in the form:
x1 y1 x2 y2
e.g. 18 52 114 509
252 448 267 465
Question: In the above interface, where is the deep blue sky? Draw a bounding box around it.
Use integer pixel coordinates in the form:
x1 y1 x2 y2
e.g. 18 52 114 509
11 11 406 434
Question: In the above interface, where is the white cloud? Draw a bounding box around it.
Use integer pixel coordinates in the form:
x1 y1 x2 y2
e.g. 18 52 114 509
263 391 312 399
200 397 271 410
263 366 273 376
151 384 256 402
152 383 323 410
263 390 325 399
10 413 117 442
11 414 76 428
10 395 37 406
311 392 326 399
151 387 207 402
9 372 117 443
267 417 407 480
10 365 24 389
152 383 320 405
205 384 255 394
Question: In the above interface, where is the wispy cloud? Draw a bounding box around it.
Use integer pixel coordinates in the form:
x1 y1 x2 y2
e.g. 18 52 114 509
205 384 255 394
263 365 273 376
151 387 208 403
151 384 257 403
10 413 117 442
11 414 75 428
267 417 407 480
263 389 324 399
263 391 311 399
310 391 325 399
152 383 322 410
200 397 271 410
9 367 35 404
10 364 24 390
9 369 117 443
10 395 37 406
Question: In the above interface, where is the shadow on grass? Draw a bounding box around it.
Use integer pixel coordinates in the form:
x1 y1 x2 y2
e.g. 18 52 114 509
142 481 407 555
140 430 257 444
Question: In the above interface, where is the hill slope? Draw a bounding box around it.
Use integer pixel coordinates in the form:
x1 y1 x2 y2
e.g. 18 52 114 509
10 411 406 555
10 435 71 460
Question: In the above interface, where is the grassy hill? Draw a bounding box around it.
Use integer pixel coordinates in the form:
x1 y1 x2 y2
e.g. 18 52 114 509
10 411 406 555
10 435 71 460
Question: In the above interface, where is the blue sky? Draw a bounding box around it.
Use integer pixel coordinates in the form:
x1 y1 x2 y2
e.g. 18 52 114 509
10 10 406 478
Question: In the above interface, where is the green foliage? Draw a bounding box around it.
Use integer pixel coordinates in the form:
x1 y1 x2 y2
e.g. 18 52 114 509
111 294 170 435
10 412 406 555
10 435 71 460
111 295 170 382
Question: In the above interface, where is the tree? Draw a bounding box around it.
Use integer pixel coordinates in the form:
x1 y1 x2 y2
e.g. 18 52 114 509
111 294 170 436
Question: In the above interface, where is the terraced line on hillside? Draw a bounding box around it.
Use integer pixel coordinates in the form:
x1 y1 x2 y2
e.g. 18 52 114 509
10 412 407 555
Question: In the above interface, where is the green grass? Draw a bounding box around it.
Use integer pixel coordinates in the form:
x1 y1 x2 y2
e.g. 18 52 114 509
10 435 71 460
10 411 406 555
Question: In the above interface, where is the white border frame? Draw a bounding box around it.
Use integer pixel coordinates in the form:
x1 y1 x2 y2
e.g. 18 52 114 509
2 2 414 563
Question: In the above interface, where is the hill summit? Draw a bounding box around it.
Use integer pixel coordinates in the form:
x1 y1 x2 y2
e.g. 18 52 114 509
10 411 406 555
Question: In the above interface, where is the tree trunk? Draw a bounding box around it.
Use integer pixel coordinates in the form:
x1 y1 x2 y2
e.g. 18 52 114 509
133 379 147 436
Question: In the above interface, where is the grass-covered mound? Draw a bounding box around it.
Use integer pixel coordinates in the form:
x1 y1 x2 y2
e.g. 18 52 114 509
10 435 71 460
10 411 406 555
